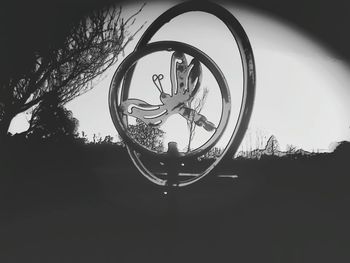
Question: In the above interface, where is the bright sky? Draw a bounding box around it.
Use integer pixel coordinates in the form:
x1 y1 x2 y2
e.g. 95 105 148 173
9 0 350 152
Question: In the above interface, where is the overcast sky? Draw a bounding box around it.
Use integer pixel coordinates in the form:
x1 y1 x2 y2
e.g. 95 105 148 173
9 0 350 152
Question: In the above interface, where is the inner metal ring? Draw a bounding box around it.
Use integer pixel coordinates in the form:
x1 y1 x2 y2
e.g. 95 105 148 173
109 41 231 161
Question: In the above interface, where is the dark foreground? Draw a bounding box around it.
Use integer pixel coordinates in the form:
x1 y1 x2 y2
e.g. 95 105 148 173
0 144 349 263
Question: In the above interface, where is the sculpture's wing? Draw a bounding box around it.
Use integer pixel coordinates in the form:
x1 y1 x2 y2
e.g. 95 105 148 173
187 58 202 98
120 99 170 126
170 51 188 96
170 52 202 99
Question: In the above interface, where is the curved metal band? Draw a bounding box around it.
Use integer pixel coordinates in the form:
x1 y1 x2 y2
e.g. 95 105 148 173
123 1 256 162
110 1 256 186
109 41 231 161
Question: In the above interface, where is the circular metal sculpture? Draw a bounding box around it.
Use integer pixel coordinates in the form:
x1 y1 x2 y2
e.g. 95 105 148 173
109 1 256 187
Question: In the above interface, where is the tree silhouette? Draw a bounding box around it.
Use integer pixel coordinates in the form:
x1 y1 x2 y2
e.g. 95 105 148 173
26 91 79 142
127 119 165 152
265 135 280 156
0 4 144 142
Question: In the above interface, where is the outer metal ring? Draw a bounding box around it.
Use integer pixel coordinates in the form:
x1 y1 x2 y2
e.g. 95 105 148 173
109 1 256 187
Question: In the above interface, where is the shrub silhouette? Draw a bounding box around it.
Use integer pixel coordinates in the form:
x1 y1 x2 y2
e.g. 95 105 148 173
26 92 78 143
126 119 165 152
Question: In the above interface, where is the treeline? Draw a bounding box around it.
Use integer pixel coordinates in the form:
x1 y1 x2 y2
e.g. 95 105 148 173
2 129 348 179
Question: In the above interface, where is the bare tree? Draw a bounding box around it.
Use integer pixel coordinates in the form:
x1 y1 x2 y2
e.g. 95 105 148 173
0 4 144 141
186 87 209 152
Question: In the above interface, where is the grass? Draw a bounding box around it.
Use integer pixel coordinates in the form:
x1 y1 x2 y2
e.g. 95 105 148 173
0 141 349 262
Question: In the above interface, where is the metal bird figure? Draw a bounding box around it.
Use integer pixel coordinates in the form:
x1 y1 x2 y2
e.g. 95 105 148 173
120 51 216 131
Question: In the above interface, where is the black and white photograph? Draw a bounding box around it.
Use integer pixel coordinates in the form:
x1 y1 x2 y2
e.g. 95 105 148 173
1 0 349 262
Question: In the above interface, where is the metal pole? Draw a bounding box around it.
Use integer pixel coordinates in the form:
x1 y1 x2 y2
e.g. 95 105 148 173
165 142 180 262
